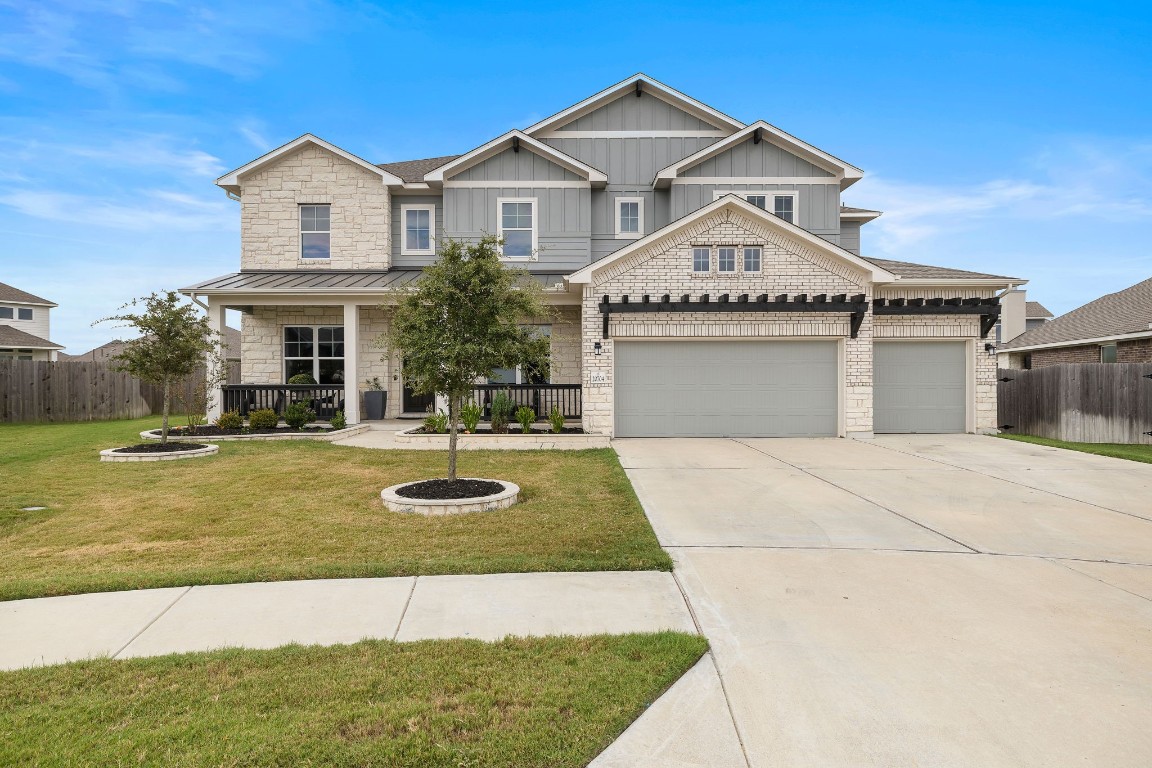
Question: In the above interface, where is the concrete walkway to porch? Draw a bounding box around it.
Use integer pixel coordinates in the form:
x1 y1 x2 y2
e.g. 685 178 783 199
0 571 694 671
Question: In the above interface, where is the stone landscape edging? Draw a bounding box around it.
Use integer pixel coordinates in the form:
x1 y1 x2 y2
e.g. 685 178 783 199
393 426 610 449
100 444 220 463
381 478 520 515
139 423 370 443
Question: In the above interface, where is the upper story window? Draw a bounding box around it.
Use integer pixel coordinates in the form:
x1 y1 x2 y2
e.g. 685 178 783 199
773 194 796 224
692 247 710 273
498 198 536 259
299 205 331 260
743 247 762 273
717 247 737 273
0 307 12 319
746 195 767 209
615 197 644 240
18 308 32 320
401 204 435 256
1100 343 1118 364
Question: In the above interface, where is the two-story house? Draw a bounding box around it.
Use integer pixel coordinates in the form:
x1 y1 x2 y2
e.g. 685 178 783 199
0 282 63 361
182 74 1023 437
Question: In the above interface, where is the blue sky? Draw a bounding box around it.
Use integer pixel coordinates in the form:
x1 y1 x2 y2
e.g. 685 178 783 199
1 0 1149 352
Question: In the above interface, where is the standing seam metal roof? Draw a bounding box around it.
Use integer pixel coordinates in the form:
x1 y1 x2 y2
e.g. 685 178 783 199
182 271 570 292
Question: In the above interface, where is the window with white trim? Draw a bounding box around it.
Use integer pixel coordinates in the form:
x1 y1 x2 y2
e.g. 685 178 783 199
0 307 12 319
746 195 767 209
692 247 710 273
284 326 344 384
743 247 762 273
299 205 331 259
400 204 435 255
717 247 736 273
18 308 32 320
497 198 537 259
773 194 796 224
615 197 643 239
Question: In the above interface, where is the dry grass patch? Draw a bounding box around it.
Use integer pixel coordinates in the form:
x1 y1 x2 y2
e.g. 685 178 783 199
0 419 670 600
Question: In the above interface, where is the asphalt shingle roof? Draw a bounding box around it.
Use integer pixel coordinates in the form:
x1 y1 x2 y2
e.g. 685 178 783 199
0 325 63 349
862 258 1018 281
0 282 54 305
1002 276 1152 349
377 155 460 183
1026 301 1053 319
840 205 882 215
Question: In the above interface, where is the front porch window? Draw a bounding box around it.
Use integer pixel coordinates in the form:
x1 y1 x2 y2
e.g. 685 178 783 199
489 325 550 384
284 326 345 384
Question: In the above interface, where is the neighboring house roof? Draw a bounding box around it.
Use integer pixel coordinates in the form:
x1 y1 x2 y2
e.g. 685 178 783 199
840 205 883 221
60 326 242 361
567 194 897 285
0 325 64 349
423 131 608 186
182 270 570 295
863 258 1019 283
216 134 405 195
0 281 57 307
377 155 460 183
524 73 746 136
1001 277 1152 351
652 120 864 190
1026 301 1054 319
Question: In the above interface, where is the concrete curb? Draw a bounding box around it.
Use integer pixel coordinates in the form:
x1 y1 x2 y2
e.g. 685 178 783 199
381 478 520 514
139 423 370 443
100 444 219 462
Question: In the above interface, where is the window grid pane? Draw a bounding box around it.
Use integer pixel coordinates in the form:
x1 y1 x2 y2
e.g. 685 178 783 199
405 209 431 251
744 247 761 272
773 196 794 224
692 247 710 272
717 248 736 272
500 202 534 257
619 201 639 233
746 195 767 209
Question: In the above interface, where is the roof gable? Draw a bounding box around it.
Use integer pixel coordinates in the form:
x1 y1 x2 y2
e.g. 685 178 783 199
0 282 56 306
1002 277 1152 350
424 131 607 186
567 194 895 285
525 74 744 137
654 121 864 190
216 134 404 194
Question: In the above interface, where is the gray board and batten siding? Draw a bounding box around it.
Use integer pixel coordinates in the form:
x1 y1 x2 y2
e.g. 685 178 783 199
614 340 839 438
550 92 728 133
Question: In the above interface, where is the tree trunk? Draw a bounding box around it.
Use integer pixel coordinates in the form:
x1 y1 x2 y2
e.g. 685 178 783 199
447 393 460 482
161 378 171 445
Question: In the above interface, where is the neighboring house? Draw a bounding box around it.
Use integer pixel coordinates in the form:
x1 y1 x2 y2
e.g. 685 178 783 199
1000 277 1152 369
993 293 1053 344
0 282 63 362
182 74 1023 437
61 326 242 364
1026 301 1054 332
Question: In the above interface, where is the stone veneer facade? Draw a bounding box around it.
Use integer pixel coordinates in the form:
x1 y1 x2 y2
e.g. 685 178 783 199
239 146 390 270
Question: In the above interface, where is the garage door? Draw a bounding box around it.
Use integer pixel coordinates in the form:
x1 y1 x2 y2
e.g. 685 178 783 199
874 342 966 433
614 340 837 437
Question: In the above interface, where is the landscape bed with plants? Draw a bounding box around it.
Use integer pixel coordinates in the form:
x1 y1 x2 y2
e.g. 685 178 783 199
414 394 584 435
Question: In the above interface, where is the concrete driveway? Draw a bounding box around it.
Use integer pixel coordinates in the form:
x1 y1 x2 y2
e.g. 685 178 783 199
616 435 1152 767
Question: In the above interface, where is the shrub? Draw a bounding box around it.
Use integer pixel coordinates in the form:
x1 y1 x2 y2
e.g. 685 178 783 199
284 401 317 429
215 410 243 430
515 406 536 434
489 391 513 434
330 410 346 430
461 399 482 433
287 373 317 385
548 405 565 434
248 408 279 429
423 409 448 434
364 377 384 390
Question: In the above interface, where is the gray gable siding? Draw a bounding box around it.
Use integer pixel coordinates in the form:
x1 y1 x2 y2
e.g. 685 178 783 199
443 186 591 273
391 194 444 268
671 183 841 235
542 137 719 187
555 93 724 132
681 138 835 178
839 220 861 255
450 146 583 182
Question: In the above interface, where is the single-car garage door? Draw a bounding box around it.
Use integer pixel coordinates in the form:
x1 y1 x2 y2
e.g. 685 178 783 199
874 341 966 433
614 340 837 437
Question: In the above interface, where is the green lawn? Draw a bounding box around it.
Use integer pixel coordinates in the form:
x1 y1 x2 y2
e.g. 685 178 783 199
0 632 707 767
997 433 1152 464
0 418 671 601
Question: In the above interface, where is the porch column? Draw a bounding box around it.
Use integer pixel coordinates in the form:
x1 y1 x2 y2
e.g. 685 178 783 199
343 302 360 424
206 297 227 421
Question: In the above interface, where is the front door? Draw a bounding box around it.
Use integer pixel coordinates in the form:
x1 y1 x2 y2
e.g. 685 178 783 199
401 362 435 413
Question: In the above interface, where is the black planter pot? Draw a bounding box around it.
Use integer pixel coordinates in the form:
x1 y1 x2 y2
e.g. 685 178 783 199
363 390 387 420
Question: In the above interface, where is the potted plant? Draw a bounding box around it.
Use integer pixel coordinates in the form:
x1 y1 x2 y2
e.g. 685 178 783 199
363 376 387 420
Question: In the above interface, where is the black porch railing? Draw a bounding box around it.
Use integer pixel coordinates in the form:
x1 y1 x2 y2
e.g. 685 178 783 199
221 384 346 421
469 384 582 419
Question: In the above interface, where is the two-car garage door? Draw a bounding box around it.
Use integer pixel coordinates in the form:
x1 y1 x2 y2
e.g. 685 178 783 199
613 339 968 437
614 340 838 437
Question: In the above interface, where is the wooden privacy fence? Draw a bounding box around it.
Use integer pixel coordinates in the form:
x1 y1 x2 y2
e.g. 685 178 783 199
0 360 240 424
997 364 1152 444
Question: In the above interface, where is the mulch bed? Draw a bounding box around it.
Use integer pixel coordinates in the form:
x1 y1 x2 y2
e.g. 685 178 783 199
155 426 332 437
113 443 210 454
412 427 585 435
394 478 506 500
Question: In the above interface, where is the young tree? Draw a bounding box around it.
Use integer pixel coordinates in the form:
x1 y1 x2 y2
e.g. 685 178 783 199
383 235 551 481
96 291 223 444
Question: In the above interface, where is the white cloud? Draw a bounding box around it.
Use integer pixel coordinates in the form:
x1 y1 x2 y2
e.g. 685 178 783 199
0 189 234 231
238 121 272 153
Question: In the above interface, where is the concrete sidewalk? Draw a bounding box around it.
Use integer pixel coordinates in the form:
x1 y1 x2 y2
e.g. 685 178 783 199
0 571 695 671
